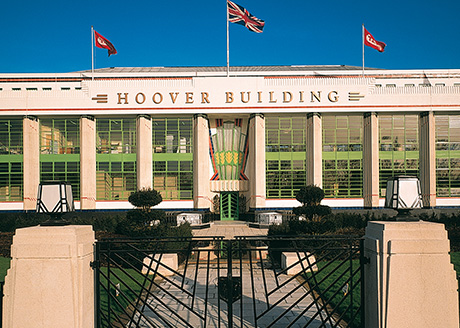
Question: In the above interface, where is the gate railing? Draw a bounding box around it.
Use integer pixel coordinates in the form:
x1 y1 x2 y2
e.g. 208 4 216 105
93 235 364 328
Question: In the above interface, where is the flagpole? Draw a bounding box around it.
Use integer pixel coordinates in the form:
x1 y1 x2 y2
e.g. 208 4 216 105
226 0 230 77
362 24 365 78
91 26 94 81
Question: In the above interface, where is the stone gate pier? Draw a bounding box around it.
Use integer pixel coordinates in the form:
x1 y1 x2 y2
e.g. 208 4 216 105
364 221 459 328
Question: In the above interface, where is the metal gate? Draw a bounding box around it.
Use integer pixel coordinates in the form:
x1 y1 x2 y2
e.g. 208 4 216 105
93 236 364 327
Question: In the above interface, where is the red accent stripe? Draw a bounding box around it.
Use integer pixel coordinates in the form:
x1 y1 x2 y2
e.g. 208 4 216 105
2 104 458 113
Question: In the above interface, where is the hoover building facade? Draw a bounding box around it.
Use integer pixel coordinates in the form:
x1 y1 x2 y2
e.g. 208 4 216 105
0 65 459 219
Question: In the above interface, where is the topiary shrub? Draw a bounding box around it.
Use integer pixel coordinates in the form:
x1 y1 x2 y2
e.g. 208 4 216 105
120 188 193 239
293 185 332 222
128 188 162 212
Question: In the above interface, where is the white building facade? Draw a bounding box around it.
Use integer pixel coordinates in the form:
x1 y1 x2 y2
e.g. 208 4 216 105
0 66 459 218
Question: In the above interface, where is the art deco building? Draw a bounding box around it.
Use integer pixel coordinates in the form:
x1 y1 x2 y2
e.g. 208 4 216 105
0 66 459 219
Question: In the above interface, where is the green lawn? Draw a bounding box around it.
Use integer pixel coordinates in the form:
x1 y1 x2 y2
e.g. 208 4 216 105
0 256 10 282
97 267 147 327
451 252 460 273
305 259 362 327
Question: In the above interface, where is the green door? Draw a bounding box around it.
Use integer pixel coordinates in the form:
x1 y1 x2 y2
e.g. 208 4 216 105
220 192 239 221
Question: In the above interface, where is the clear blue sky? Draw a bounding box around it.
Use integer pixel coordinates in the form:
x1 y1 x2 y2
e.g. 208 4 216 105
2 0 459 73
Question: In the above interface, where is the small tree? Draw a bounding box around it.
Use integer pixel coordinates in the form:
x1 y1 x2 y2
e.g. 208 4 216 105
122 188 165 235
295 185 325 207
128 188 162 212
293 185 331 222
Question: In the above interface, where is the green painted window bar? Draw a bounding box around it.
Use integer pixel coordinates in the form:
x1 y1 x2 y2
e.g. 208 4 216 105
0 119 23 201
322 115 363 198
152 118 193 200
96 118 136 200
265 115 306 198
436 115 460 197
40 118 80 200
379 115 419 197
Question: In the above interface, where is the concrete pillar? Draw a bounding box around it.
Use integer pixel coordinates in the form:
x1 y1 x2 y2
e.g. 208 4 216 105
248 113 266 209
419 111 436 207
306 112 322 188
23 116 40 210
3 225 95 328
363 112 380 208
80 116 96 209
363 221 459 328
193 114 212 209
136 114 153 190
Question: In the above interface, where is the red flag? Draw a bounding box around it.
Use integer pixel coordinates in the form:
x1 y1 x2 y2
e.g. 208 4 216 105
364 28 386 52
94 30 117 56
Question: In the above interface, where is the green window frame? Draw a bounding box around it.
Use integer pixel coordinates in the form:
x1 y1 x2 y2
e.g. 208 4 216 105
152 118 193 200
40 160 80 200
0 161 23 202
40 118 80 155
436 115 460 197
322 115 363 198
379 115 419 197
265 115 306 199
96 118 137 200
40 118 81 200
0 119 23 201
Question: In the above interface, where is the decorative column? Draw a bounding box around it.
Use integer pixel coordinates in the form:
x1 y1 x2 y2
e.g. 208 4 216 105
79 116 96 210
363 112 379 208
3 226 95 328
419 111 436 208
193 114 212 209
364 221 459 327
248 114 266 210
306 112 322 188
136 115 153 190
23 116 40 211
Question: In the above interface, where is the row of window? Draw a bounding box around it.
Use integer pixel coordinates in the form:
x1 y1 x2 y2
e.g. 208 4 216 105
265 114 460 199
0 114 459 201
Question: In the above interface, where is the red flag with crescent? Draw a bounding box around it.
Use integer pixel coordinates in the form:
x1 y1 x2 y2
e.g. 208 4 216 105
94 30 117 57
364 28 386 52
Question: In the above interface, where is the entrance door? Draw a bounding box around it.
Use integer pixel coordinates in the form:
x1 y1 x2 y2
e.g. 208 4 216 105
220 192 239 221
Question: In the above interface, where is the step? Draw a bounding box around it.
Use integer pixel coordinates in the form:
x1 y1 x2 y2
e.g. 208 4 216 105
212 220 249 226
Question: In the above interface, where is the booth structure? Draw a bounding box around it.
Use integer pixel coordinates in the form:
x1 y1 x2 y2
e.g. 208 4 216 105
0 65 459 217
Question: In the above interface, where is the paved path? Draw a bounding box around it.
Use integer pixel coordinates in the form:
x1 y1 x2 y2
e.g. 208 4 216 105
129 222 334 327
132 263 333 328
192 221 268 239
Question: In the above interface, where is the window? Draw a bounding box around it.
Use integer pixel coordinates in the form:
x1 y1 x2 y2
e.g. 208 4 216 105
379 115 419 197
40 118 80 200
0 119 23 201
322 115 363 198
40 118 80 155
97 119 136 154
40 161 80 200
436 115 460 197
96 118 137 200
152 117 193 200
265 115 306 198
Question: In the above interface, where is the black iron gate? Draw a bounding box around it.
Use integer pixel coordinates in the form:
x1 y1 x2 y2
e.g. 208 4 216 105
93 236 364 327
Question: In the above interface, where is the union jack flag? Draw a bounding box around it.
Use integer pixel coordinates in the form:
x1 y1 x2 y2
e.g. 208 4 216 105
227 0 265 33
